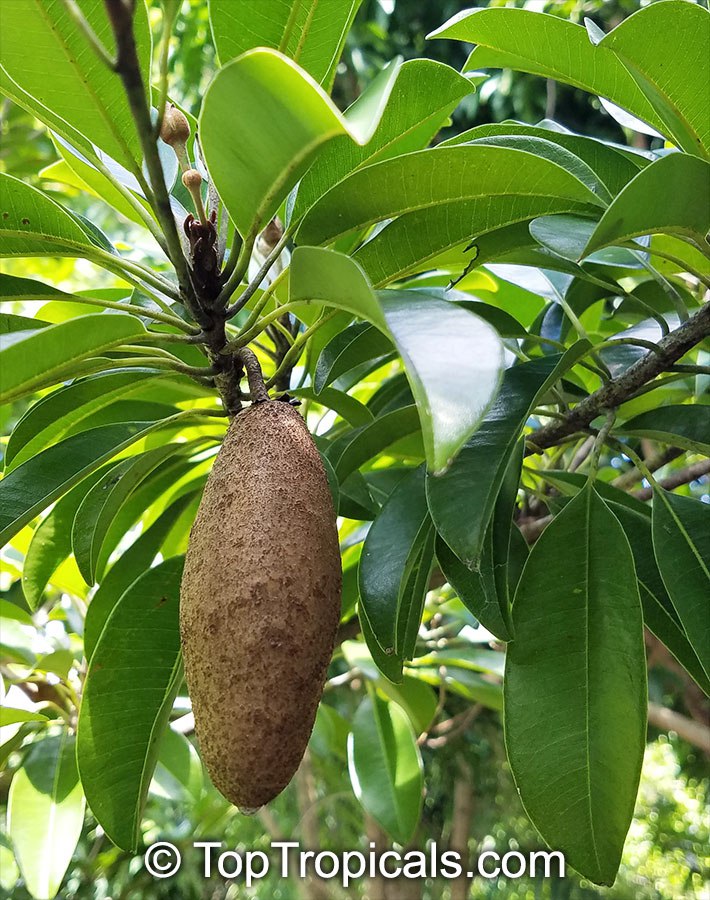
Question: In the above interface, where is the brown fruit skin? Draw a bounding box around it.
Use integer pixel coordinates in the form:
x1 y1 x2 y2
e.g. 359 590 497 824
179 401 342 810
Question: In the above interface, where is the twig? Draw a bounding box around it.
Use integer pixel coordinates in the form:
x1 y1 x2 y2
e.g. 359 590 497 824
647 702 710 754
633 458 710 501
527 303 710 455
223 229 292 316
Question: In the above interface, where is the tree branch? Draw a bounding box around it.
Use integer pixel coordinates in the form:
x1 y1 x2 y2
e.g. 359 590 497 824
633 458 710 501
527 303 710 455
647 702 710 754
103 0 205 326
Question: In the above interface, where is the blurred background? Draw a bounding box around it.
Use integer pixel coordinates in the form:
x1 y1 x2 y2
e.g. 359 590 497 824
1 1 708 899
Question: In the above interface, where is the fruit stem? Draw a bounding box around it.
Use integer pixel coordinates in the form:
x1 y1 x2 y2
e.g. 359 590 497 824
236 348 269 404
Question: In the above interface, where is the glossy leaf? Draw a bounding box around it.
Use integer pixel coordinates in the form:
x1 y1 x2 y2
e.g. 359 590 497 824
290 386 374 429
347 692 423 844
0 0 151 170
84 493 198 661
296 144 603 248
0 420 171 547
77 557 184 851
437 534 511 642
584 154 710 255
22 466 112 611
427 345 590 567
7 730 85 900
598 1 710 159
505 485 646 886
359 466 430 661
609 502 710 696
199 49 381 237
315 323 393 394
0 313 145 404
652 490 710 680
328 406 421 483
209 0 361 88
443 122 646 197
5 369 167 470
292 249 505 473
291 58 472 219
430 7 666 136
619 405 710 455
71 444 182 585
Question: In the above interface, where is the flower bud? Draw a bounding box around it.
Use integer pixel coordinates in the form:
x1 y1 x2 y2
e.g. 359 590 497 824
160 104 191 147
182 168 203 191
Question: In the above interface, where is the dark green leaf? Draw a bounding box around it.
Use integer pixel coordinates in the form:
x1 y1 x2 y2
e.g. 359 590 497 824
584 154 710 255
505 485 646 886
619 405 710 455
314 323 393 394
652 490 710 681
359 466 430 663
77 558 184 851
84 493 198 661
427 345 590 567
609 501 710 696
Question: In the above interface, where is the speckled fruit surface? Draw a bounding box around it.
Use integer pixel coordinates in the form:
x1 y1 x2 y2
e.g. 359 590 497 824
180 401 342 810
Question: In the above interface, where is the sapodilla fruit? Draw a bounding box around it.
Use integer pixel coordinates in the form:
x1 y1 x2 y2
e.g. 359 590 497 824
180 401 342 810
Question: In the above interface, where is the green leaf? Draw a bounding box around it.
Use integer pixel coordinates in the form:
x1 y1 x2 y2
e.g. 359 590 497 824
598 1 710 159
296 144 603 248
652 490 710 681
7 730 85 900
619 405 710 455
314 323 394 394
383 291 505 473
71 444 182 584
291 58 473 220
0 313 145 405
584 154 710 255
443 122 647 197
199 49 379 238
84 493 198 661
291 249 505 473
609 502 710 696
347 692 423 844
209 0 361 89
0 420 172 547
77 557 184 851
290 386 374 429
5 369 167 470
0 173 99 259
328 406 422 483
359 466 430 665
0 708 48 727
429 7 666 137
436 534 511 642
22 465 112 610
0 0 151 171
150 727 202 802
505 485 646 886
427 345 590 567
